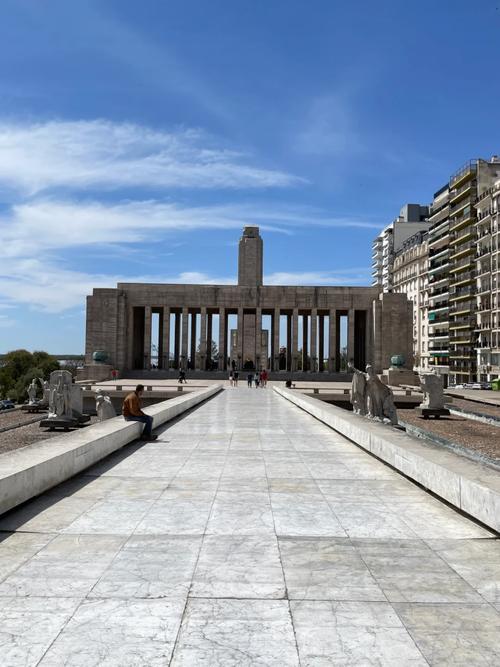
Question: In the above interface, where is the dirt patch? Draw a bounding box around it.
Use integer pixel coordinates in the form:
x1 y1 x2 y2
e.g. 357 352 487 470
0 417 98 455
399 408 500 463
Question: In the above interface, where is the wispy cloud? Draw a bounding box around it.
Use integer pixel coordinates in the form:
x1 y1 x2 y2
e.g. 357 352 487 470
0 120 303 195
0 198 380 259
0 257 371 314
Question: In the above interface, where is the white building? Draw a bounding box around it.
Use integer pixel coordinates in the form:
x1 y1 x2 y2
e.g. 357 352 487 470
371 204 430 291
474 177 500 382
392 231 429 373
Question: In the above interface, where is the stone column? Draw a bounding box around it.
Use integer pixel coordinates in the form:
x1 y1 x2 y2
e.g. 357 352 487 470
173 312 181 368
237 307 244 369
256 307 262 370
328 309 337 373
286 314 292 371
273 308 280 371
162 307 170 370
310 309 317 372
318 315 325 372
199 308 207 370
181 308 189 370
143 306 152 370
190 312 197 370
218 308 226 371
292 308 299 371
302 314 309 371
348 307 355 367
206 313 213 370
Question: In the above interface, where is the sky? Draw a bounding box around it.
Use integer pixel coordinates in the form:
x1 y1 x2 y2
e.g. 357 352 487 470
0 0 499 353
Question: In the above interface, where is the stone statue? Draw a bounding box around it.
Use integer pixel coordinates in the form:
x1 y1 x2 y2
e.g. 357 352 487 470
365 365 398 425
38 378 50 406
349 365 367 416
95 389 116 421
418 372 445 410
27 379 39 405
48 370 73 419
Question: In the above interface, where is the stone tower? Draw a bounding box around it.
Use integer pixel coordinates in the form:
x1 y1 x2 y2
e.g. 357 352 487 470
238 226 263 286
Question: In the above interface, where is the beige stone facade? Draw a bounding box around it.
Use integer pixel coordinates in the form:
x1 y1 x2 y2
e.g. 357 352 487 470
393 231 429 373
82 227 413 376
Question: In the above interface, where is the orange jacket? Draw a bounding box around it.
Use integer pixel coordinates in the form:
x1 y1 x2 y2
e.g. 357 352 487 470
122 392 143 417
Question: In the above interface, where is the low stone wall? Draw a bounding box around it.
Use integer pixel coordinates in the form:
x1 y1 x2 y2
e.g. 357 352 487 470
0 384 222 516
274 386 500 533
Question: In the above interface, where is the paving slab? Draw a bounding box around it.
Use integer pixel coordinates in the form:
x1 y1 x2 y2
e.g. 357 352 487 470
0 387 499 665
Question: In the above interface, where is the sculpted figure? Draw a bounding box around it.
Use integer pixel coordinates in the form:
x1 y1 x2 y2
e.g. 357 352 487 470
419 372 444 410
349 365 367 415
27 379 39 405
38 378 50 406
365 365 398 425
48 370 74 419
95 389 116 421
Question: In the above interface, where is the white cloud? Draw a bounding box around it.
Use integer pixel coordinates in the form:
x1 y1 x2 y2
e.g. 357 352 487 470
0 119 303 195
0 198 380 259
266 270 371 286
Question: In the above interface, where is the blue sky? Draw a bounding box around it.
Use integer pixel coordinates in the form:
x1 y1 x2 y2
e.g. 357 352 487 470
0 0 499 353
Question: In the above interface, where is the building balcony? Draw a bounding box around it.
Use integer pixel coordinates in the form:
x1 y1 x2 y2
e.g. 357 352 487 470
450 160 477 189
449 181 474 205
450 216 474 234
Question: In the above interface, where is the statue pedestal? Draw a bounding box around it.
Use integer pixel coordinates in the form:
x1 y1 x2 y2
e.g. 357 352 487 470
77 364 113 382
414 407 450 420
21 403 47 414
40 414 90 431
382 368 418 387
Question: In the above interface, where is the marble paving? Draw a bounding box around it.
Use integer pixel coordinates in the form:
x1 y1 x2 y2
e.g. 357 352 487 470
0 388 499 665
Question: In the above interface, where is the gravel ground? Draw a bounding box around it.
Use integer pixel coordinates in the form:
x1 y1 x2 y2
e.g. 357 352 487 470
0 416 98 455
0 409 46 430
399 408 500 463
446 397 500 420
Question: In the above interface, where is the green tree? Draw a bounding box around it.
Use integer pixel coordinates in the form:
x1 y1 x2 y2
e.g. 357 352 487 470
0 350 60 401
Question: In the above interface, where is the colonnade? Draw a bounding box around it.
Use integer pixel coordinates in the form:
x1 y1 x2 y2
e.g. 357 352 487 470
130 305 369 373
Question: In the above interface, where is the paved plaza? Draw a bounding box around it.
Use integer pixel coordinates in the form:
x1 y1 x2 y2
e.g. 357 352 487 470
0 388 499 665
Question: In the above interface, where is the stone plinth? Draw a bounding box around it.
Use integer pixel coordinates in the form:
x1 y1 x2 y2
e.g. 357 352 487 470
382 368 418 387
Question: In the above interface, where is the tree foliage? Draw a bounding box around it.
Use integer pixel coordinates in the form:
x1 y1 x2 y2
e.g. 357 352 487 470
0 349 60 401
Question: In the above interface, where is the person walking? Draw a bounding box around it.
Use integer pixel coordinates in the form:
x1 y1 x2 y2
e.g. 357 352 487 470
247 372 254 388
254 374 260 388
260 369 268 387
122 384 157 441
178 369 187 383
233 371 239 386
228 371 234 387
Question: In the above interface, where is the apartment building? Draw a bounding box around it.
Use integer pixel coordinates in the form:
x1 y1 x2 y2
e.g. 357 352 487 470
475 177 500 382
393 231 429 373
448 158 500 384
427 185 451 385
371 204 430 291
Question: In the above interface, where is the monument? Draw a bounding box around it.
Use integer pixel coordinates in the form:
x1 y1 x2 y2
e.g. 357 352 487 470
40 370 90 430
21 378 48 413
415 371 450 419
79 226 414 379
349 364 398 425
95 389 116 421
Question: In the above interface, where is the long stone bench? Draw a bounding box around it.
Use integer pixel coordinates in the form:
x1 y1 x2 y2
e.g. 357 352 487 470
0 384 222 516
274 386 500 533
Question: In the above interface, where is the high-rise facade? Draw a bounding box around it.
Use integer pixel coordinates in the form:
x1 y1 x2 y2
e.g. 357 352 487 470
448 159 500 384
371 204 430 291
384 156 500 385
427 185 451 385
475 177 500 381
392 231 429 373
